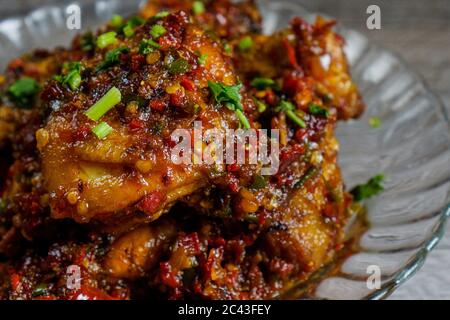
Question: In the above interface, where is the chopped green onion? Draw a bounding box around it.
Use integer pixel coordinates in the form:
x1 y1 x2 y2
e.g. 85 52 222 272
255 99 267 113
169 58 191 75
238 36 253 52
351 174 385 202
198 54 208 65
110 15 124 28
294 167 319 189
8 77 40 108
308 103 329 118
236 109 251 130
96 47 129 71
250 77 275 90
121 16 145 38
85 87 122 121
250 175 267 190
92 122 114 139
154 11 170 19
139 39 161 54
150 25 167 38
369 116 382 128
96 31 118 49
275 101 306 128
208 81 250 129
54 61 82 90
65 71 81 90
192 1 205 15
224 43 232 55
80 32 95 51
128 16 145 27
208 82 243 108
32 283 48 297
63 61 81 72
123 24 134 38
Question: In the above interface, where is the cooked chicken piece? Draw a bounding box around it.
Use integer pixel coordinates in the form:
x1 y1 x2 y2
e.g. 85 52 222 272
234 16 364 120
37 12 245 223
104 219 176 278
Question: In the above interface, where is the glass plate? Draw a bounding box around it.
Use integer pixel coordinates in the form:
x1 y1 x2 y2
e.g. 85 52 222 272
0 0 449 300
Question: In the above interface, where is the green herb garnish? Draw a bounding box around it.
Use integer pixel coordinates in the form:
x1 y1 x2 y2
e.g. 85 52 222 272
96 46 129 71
198 54 208 65
123 25 134 38
238 36 253 51
139 39 161 54
369 117 382 128
110 15 124 28
8 77 40 107
128 16 145 27
169 58 191 75
250 77 275 90
308 103 329 118
85 87 122 121
192 1 205 15
154 11 170 19
255 99 267 113
92 122 114 139
32 284 48 297
224 43 232 55
150 25 167 38
251 175 267 190
54 61 82 90
80 32 95 51
96 31 118 49
351 174 385 202
294 167 319 189
122 16 145 38
208 81 250 129
275 101 306 128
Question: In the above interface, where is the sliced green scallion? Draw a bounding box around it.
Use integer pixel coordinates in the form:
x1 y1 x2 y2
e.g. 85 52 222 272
308 103 329 118
154 11 170 19
198 54 208 66
192 1 205 15
139 39 161 55
92 122 114 139
85 87 122 121
350 174 385 202
150 25 167 38
250 77 275 90
8 77 40 108
96 31 118 49
169 58 191 75
238 36 253 52
275 101 306 128
208 81 250 129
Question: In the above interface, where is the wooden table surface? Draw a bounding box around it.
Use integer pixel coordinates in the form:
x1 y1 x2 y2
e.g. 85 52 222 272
1 0 449 299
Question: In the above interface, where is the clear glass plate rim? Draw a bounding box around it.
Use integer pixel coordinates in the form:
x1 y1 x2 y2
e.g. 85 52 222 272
335 23 450 301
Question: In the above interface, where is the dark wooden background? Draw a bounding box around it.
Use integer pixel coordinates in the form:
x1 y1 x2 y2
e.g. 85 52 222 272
0 0 449 299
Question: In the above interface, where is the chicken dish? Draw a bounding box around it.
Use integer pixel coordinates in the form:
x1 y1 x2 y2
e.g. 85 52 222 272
0 0 366 300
